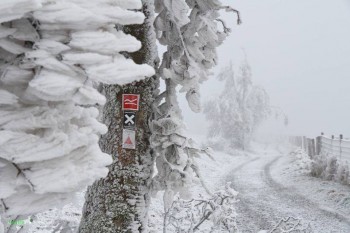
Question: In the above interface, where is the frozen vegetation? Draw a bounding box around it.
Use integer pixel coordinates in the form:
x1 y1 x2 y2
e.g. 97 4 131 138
0 1 349 233
0 0 154 231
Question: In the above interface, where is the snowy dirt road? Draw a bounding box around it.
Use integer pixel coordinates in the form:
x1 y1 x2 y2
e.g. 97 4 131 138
225 145 350 233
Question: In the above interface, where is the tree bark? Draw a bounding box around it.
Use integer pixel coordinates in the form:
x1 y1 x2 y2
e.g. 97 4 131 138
78 1 158 232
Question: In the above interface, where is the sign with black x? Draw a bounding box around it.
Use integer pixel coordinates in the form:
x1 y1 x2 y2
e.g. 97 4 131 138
123 112 136 129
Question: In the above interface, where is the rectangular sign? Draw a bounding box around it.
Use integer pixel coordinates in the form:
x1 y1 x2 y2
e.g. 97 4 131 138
122 129 136 150
122 94 140 111
124 111 136 129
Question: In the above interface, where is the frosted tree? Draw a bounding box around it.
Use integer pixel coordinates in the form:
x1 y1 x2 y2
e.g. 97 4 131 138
79 0 241 232
204 61 271 150
0 0 154 231
150 0 241 212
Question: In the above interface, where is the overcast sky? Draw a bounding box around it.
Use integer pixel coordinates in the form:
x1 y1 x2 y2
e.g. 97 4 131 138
180 0 350 140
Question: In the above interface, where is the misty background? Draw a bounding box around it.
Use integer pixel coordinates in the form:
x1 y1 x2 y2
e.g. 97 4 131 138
179 0 350 141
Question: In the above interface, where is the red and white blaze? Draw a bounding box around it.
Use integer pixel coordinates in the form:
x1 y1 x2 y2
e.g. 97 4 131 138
122 94 140 111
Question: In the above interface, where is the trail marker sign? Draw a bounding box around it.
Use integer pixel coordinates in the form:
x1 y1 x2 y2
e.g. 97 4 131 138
124 112 136 129
122 129 136 149
122 94 140 111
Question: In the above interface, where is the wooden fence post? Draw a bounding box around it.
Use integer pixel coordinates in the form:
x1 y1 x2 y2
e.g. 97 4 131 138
303 136 307 151
306 138 313 157
311 139 316 158
339 134 343 161
316 136 322 155
298 136 303 148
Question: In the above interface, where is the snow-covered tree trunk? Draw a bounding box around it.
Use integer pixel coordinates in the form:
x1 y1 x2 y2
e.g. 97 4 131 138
78 1 158 232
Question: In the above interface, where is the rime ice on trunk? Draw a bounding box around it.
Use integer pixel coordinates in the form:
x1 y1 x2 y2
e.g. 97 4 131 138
78 1 158 232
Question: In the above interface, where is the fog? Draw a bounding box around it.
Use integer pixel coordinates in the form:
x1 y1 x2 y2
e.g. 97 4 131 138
180 0 350 140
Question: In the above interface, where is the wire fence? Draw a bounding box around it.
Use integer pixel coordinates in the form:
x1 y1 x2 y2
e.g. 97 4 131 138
289 134 350 164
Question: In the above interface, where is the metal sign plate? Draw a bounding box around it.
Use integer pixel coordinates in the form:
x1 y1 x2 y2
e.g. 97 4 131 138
122 94 140 111
124 112 136 129
122 129 136 150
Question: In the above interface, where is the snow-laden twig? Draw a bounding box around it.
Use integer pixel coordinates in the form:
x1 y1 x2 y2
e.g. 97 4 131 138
190 163 214 196
163 183 239 232
11 163 35 192
269 217 313 233
218 6 242 25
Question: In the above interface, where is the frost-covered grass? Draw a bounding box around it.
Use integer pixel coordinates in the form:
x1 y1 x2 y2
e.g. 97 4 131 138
289 147 350 186
290 148 312 173
311 153 350 185
272 147 350 219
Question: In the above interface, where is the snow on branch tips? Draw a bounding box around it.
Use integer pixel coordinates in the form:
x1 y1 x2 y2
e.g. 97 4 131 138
266 217 313 233
0 0 154 217
155 0 240 113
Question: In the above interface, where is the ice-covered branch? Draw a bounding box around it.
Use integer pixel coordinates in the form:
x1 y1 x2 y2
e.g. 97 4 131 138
268 217 313 233
163 183 239 232
11 163 35 192
218 6 242 25
151 0 239 207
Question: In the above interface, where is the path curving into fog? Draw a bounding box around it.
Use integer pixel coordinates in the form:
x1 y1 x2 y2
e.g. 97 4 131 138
224 146 350 233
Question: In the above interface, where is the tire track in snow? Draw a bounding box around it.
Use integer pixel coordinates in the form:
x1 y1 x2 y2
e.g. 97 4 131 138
224 157 277 232
263 156 350 227
230 157 260 174
226 152 350 233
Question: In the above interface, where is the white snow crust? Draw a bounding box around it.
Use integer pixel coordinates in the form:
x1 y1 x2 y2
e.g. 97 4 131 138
0 0 153 217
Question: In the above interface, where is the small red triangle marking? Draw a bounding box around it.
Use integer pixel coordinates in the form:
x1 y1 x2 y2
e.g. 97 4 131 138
125 136 133 145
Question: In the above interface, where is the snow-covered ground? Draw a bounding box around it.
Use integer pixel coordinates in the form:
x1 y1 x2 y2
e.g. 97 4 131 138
22 141 350 232
271 147 350 232
224 143 350 233
149 141 350 232
148 149 244 232
24 192 84 233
